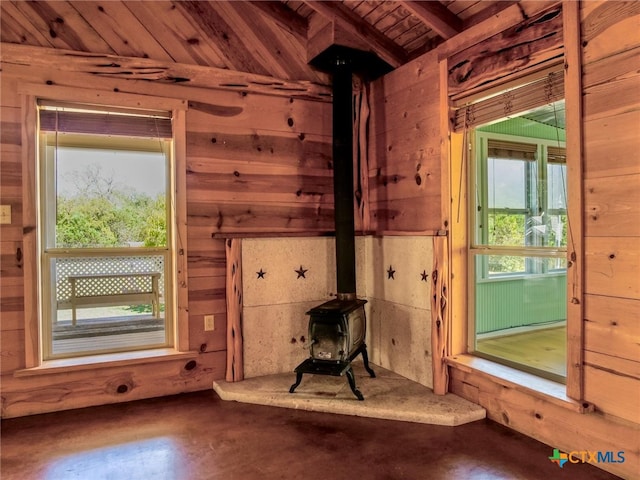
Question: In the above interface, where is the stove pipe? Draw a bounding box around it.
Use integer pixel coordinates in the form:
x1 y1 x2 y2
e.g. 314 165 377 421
331 56 357 300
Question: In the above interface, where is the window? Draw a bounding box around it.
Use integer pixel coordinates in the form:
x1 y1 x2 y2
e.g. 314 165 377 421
454 69 568 382
38 102 175 359
471 109 567 382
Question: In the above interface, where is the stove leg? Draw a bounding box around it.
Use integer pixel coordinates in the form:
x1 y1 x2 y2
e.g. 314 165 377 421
361 344 376 378
345 367 364 401
289 372 303 394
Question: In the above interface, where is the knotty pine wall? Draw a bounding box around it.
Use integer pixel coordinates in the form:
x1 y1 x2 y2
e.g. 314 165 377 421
0 51 333 417
580 0 640 425
368 48 442 235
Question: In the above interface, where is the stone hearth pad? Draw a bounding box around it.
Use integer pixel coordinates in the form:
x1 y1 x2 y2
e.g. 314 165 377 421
213 362 485 426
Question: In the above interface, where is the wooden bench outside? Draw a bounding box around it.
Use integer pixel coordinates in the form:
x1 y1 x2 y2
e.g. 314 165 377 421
67 271 161 326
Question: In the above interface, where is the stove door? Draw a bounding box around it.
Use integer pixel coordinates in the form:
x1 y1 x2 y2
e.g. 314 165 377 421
309 318 348 362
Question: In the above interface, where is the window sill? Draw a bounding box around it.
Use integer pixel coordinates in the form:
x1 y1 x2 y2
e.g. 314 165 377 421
14 348 198 377
446 354 593 414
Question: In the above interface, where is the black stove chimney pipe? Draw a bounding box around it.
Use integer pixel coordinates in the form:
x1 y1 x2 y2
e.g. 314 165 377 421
332 56 357 300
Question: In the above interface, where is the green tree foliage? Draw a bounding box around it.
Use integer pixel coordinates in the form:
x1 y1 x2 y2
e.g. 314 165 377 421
56 166 166 248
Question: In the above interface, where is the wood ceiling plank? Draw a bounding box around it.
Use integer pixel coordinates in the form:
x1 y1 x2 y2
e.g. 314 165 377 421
463 1 518 29
369 4 411 35
346 0 382 21
443 0 477 16
162 1 229 69
123 1 197 65
2 1 113 53
383 10 422 42
70 1 173 60
400 0 462 39
455 0 496 19
123 1 226 68
303 0 408 67
215 1 293 79
247 1 308 41
255 17 328 83
16 1 114 53
0 15 26 46
175 0 271 76
2 1 59 48
283 1 315 19
403 31 440 56
392 19 431 49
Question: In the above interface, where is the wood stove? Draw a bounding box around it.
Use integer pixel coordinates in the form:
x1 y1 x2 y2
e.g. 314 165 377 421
289 46 391 401
289 298 375 400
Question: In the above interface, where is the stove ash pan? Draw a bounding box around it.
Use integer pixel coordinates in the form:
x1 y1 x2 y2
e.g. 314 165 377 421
289 298 376 401
308 298 366 362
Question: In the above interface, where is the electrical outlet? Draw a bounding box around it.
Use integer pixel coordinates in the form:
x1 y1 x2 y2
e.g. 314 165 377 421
204 314 215 331
0 205 11 225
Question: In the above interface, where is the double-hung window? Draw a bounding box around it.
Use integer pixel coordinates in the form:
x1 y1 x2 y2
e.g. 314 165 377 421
38 102 175 359
455 69 568 382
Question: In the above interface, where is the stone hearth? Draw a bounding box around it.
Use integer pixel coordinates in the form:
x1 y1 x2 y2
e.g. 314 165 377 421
214 362 485 426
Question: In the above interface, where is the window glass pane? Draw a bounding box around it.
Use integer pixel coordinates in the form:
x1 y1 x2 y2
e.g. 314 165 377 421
548 162 566 211
546 213 567 248
487 157 526 210
48 254 168 357
473 253 567 381
486 254 526 275
488 213 526 247
55 146 167 249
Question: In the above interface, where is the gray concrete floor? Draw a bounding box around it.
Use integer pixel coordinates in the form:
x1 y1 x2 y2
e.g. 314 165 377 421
0 390 621 480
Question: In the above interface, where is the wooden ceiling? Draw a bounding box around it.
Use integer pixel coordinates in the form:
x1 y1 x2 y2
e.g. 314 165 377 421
1 1 515 82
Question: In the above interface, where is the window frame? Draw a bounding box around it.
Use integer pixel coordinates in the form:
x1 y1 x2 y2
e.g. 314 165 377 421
38 129 175 359
20 85 189 368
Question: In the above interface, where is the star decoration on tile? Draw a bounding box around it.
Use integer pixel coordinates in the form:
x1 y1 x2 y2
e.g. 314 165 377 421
295 265 308 279
387 265 395 279
421 270 429 282
256 269 266 279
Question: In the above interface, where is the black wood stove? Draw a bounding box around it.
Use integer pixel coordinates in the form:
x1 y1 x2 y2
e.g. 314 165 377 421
289 46 392 401
289 298 375 400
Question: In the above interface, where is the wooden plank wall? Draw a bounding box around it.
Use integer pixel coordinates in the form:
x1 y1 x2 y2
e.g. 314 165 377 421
580 0 640 424
0 47 332 416
368 49 443 234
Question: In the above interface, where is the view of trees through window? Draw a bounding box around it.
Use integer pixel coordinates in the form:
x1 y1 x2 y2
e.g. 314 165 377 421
477 128 567 276
55 147 167 249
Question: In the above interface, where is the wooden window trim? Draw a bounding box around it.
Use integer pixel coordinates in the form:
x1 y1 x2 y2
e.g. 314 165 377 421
445 354 592 413
561 0 584 401
20 85 189 369
14 348 198 377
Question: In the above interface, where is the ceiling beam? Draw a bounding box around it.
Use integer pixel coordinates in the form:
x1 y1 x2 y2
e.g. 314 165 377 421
0 43 333 101
247 1 308 42
399 1 462 40
302 1 407 67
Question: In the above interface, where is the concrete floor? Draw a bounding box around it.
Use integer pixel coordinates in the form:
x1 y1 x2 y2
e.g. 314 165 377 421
0 390 620 480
